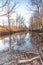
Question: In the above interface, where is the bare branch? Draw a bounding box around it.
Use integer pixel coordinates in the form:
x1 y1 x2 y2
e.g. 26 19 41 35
0 0 8 8
0 3 16 16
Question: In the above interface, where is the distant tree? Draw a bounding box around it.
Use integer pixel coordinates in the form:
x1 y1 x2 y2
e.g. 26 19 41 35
29 11 43 30
16 15 25 28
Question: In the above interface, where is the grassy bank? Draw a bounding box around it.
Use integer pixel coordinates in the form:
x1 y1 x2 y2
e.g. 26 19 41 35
0 26 28 35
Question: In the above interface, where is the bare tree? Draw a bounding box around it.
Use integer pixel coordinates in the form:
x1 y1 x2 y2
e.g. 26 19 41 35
16 15 25 28
28 0 43 30
30 0 42 12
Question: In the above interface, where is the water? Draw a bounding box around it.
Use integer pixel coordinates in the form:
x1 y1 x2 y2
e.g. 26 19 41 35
0 32 43 52
0 32 43 64
0 32 36 52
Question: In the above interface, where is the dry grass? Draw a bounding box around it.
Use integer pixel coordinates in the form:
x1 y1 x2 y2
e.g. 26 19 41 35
0 26 27 33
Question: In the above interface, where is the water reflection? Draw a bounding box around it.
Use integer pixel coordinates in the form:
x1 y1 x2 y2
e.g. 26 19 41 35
13 33 34 51
0 32 35 52
30 32 43 50
30 32 43 57
0 32 43 53
0 40 9 51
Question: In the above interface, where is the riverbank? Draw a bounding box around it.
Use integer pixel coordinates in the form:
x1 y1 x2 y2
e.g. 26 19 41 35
29 29 43 33
0 31 27 40
0 26 28 35
0 50 43 65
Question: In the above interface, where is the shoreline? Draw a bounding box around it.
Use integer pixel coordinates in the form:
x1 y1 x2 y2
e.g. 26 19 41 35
0 26 28 36
0 30 27 36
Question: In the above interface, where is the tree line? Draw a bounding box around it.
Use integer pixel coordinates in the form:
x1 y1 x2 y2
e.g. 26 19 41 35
29 0 43 30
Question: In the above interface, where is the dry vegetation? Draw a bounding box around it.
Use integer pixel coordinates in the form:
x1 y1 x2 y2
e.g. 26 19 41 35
29 10 43 30
0 26 28 35
29 0 43 31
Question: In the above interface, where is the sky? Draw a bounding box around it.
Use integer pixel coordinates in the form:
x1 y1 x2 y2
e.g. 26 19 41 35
0 0 32 27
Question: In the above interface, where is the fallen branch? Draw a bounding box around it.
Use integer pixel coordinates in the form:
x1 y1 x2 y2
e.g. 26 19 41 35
18 56 40 64
4 56 40 65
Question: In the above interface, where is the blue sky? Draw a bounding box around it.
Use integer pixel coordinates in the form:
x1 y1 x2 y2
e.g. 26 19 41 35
0 0 32 27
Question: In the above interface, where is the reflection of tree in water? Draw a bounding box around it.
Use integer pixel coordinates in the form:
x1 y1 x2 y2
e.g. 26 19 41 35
30 32 43 51
7 33 27 61
30 32 43 64
2 32 27 51
2 38 9 45
11 32 33 51
16 33 26 47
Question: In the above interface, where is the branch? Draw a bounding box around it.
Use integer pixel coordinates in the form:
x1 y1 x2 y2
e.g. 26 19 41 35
4 56 40 65
0 0 8 8
18 56 40 64
27 5 38 12
0 3 16 16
